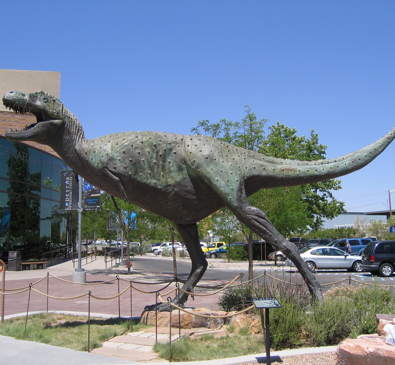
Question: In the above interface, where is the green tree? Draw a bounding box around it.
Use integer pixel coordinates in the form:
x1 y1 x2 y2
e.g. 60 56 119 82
260 123 345 230
192 107 345 237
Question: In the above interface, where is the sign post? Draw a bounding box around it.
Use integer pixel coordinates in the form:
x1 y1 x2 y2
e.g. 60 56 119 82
0 259 6 322
253 298 281 365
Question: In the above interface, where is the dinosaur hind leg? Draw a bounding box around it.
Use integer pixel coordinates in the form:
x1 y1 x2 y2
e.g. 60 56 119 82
230 203 323 301
173 223 208 306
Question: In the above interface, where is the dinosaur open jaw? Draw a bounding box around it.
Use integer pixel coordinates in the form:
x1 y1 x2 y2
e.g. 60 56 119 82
3 101 54 140
3 100 51 134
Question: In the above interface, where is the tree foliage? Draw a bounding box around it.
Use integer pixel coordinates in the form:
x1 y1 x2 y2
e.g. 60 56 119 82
192 107 345 238
82 192 173 243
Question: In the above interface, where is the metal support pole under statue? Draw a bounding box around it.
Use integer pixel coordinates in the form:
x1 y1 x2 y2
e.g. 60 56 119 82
73 175 86 283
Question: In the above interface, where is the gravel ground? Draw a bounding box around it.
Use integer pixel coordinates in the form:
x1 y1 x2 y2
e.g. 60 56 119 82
239 351 337 365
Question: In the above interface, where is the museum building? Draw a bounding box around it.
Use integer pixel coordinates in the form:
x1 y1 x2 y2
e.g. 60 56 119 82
0 70 70 266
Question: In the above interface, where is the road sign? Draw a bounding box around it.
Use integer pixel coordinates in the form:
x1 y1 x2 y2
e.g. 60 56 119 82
389 226 395 233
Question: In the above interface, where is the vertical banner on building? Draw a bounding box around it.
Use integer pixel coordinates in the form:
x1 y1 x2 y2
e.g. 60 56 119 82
60 170 79 211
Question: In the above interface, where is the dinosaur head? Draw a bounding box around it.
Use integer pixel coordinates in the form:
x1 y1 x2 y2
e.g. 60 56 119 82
2 90 66 143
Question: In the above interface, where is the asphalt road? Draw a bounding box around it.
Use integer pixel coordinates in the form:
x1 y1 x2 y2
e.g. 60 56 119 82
132 256 395 288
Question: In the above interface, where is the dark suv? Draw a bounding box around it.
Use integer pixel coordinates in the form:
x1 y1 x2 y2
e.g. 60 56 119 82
361 240 395 277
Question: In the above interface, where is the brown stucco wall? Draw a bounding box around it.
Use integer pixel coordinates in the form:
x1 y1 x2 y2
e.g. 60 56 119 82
0 111 60 159
0 69 60 112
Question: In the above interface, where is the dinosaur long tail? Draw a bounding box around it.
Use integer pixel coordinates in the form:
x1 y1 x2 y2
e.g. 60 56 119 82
246 128 395 189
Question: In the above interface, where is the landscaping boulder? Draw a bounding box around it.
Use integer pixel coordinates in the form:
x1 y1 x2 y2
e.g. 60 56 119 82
140 307 232 329
229 313 262 334
337 334 395 365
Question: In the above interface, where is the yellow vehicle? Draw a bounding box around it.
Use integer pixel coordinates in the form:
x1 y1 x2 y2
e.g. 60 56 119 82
202 241 227 253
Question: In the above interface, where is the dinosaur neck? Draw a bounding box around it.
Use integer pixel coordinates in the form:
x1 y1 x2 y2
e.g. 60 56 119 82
260 128 395 186
49 117 86 168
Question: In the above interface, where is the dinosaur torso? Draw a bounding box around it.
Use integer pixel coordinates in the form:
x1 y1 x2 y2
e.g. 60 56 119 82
2 90 395 223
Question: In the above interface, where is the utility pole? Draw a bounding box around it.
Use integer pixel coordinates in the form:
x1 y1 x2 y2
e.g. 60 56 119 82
389 189 393 218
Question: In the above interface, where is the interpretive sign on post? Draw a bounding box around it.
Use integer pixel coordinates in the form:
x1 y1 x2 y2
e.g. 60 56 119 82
253 298 281 365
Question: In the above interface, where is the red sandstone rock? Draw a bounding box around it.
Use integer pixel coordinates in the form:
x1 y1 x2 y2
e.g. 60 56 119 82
139 308 231 329
337 335 395 365
229 313 262 334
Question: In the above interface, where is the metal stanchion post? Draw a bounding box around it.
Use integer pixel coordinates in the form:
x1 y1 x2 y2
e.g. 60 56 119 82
46 272 49 313
0 259 6 323
176 282 181 338
263 270 266 298
168 298 172 362
88 290 91 352
129 281 133 330
117 276 121 318
24 283 32 336
155 292 158 345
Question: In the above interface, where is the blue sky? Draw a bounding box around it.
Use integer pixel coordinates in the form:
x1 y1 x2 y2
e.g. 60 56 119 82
2 1 395 212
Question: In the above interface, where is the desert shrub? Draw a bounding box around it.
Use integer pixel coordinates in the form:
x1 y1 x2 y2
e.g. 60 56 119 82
305 297 355 346
219 286 253 312
306 286 395 345
270 299 306 349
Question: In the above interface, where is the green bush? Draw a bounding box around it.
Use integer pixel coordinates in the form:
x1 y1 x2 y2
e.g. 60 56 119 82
218 286 253 312
305 286 395 346
305 297 354 346
228 246 248 261
270 300 306 349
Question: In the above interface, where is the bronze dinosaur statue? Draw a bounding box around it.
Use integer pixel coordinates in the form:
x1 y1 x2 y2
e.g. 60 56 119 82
3 90 395 305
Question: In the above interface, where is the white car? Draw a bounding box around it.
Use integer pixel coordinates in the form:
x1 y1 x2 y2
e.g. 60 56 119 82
153 242 182 255
291 246 363 272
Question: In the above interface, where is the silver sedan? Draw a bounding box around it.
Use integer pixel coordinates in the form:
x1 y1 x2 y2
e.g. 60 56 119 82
294 246 363 272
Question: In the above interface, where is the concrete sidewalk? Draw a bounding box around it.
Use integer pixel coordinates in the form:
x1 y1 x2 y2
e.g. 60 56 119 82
0 331 337 365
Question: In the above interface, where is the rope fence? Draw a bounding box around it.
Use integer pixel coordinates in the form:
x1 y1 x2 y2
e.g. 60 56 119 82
1 267 395 355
